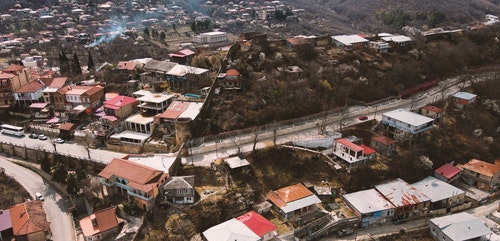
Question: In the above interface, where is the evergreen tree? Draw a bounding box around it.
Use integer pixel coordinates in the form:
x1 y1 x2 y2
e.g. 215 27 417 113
87 51 95 74
40 158 51 173
144 27 150 38
66 173 78 196
160 31 166 41
59 50 70 76
72 52 82 76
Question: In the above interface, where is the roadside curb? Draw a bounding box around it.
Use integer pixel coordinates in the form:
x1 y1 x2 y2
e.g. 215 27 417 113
5 156 70 200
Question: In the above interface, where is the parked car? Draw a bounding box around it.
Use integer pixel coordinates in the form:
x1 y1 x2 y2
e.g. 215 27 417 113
38 134 47 140
29 133 38 139
35 192 44 201
358 115 368 121
54 138 65 144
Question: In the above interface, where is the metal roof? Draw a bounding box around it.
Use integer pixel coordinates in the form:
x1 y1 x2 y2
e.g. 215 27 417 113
430 213 491 241
224 156 250 169
281 194 322 213
203 218 260 241
343 189 395 214
412 176 464 203
452 92 477 100
375 178 430 207
382 109 434 127
332 35 369 45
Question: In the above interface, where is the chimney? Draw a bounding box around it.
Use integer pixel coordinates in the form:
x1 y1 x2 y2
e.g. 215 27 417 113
90 214 97 226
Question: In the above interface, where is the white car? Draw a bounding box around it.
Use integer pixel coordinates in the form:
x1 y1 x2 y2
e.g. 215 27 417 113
35 192 44 201
38 134 47 140
54 138 65 144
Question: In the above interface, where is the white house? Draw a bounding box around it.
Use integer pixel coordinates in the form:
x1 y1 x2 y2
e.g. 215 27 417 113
343 189 395 227
412 176 465 210
192 31 228 44
331 34 369 51
332 138 376 167
203 211 276 241
381 109 434 145
429 212 491 241
13 80 45 107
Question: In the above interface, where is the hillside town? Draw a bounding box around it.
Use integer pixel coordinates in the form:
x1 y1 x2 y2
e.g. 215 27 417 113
0 1 499 241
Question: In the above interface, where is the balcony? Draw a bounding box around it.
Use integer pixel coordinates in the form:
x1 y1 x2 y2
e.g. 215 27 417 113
127 189 152 201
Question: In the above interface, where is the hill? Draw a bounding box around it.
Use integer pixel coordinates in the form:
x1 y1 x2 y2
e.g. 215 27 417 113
282 0 500 35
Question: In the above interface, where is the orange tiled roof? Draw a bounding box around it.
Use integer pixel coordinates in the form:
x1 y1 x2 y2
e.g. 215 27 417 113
117 61 136 71
372 136 395 145
422 105 445 113
79 207 118 237
460 159 500 177
226 69 240 76
9 201 50 236
82 85 104 96
49 77 68 88
98 158 166 193
2 64 24 73
15 81 45 93
266 183 313 208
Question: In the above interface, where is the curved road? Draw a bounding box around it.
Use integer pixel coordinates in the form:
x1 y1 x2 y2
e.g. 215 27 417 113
0 157 74 241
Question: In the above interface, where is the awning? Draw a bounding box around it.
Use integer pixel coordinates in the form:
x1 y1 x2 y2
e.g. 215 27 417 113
46 117 60 124
70 105 87 115
29 102 49 109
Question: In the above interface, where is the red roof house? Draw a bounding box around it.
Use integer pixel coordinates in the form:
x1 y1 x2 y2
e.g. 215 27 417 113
9 201 51 241
103 95 138 119
236 211 276 238
79 207 119 241
434 163 461 183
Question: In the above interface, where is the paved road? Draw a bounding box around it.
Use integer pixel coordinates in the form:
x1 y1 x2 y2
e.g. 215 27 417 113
0 157 75 241
0 135 125 164
182 77 463 166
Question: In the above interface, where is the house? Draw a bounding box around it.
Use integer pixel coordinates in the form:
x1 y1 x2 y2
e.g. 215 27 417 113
370 136 396 157
9 201 51 241
331 35 369 51
167 49 196 65
286 36 311 50
381 109 434 145
449 92 477 110
2 64 32 87
375 178 430 220
59 123 75 139
162 175 195 204
41 77 70 106
202 211 276 241
140 60 177 84
420 105 445 122
342 189 395 227
116 61 137 80
79 207 120 241
13 80 45 107
266 183 322 221
219 68 241 89
165 64 209 91
457 159 500 191
332 138 374 167
429 212 491 241
65 85 104 110
103 95 138 120
412 176 465 210
434 163 461 184
50 86 70 111
0 209 13 241
380 34 413 47
98 158 168 210
192 31 228 44
0 72 19 108
368 41 389 53
29 102 51 119
136 91 176 115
